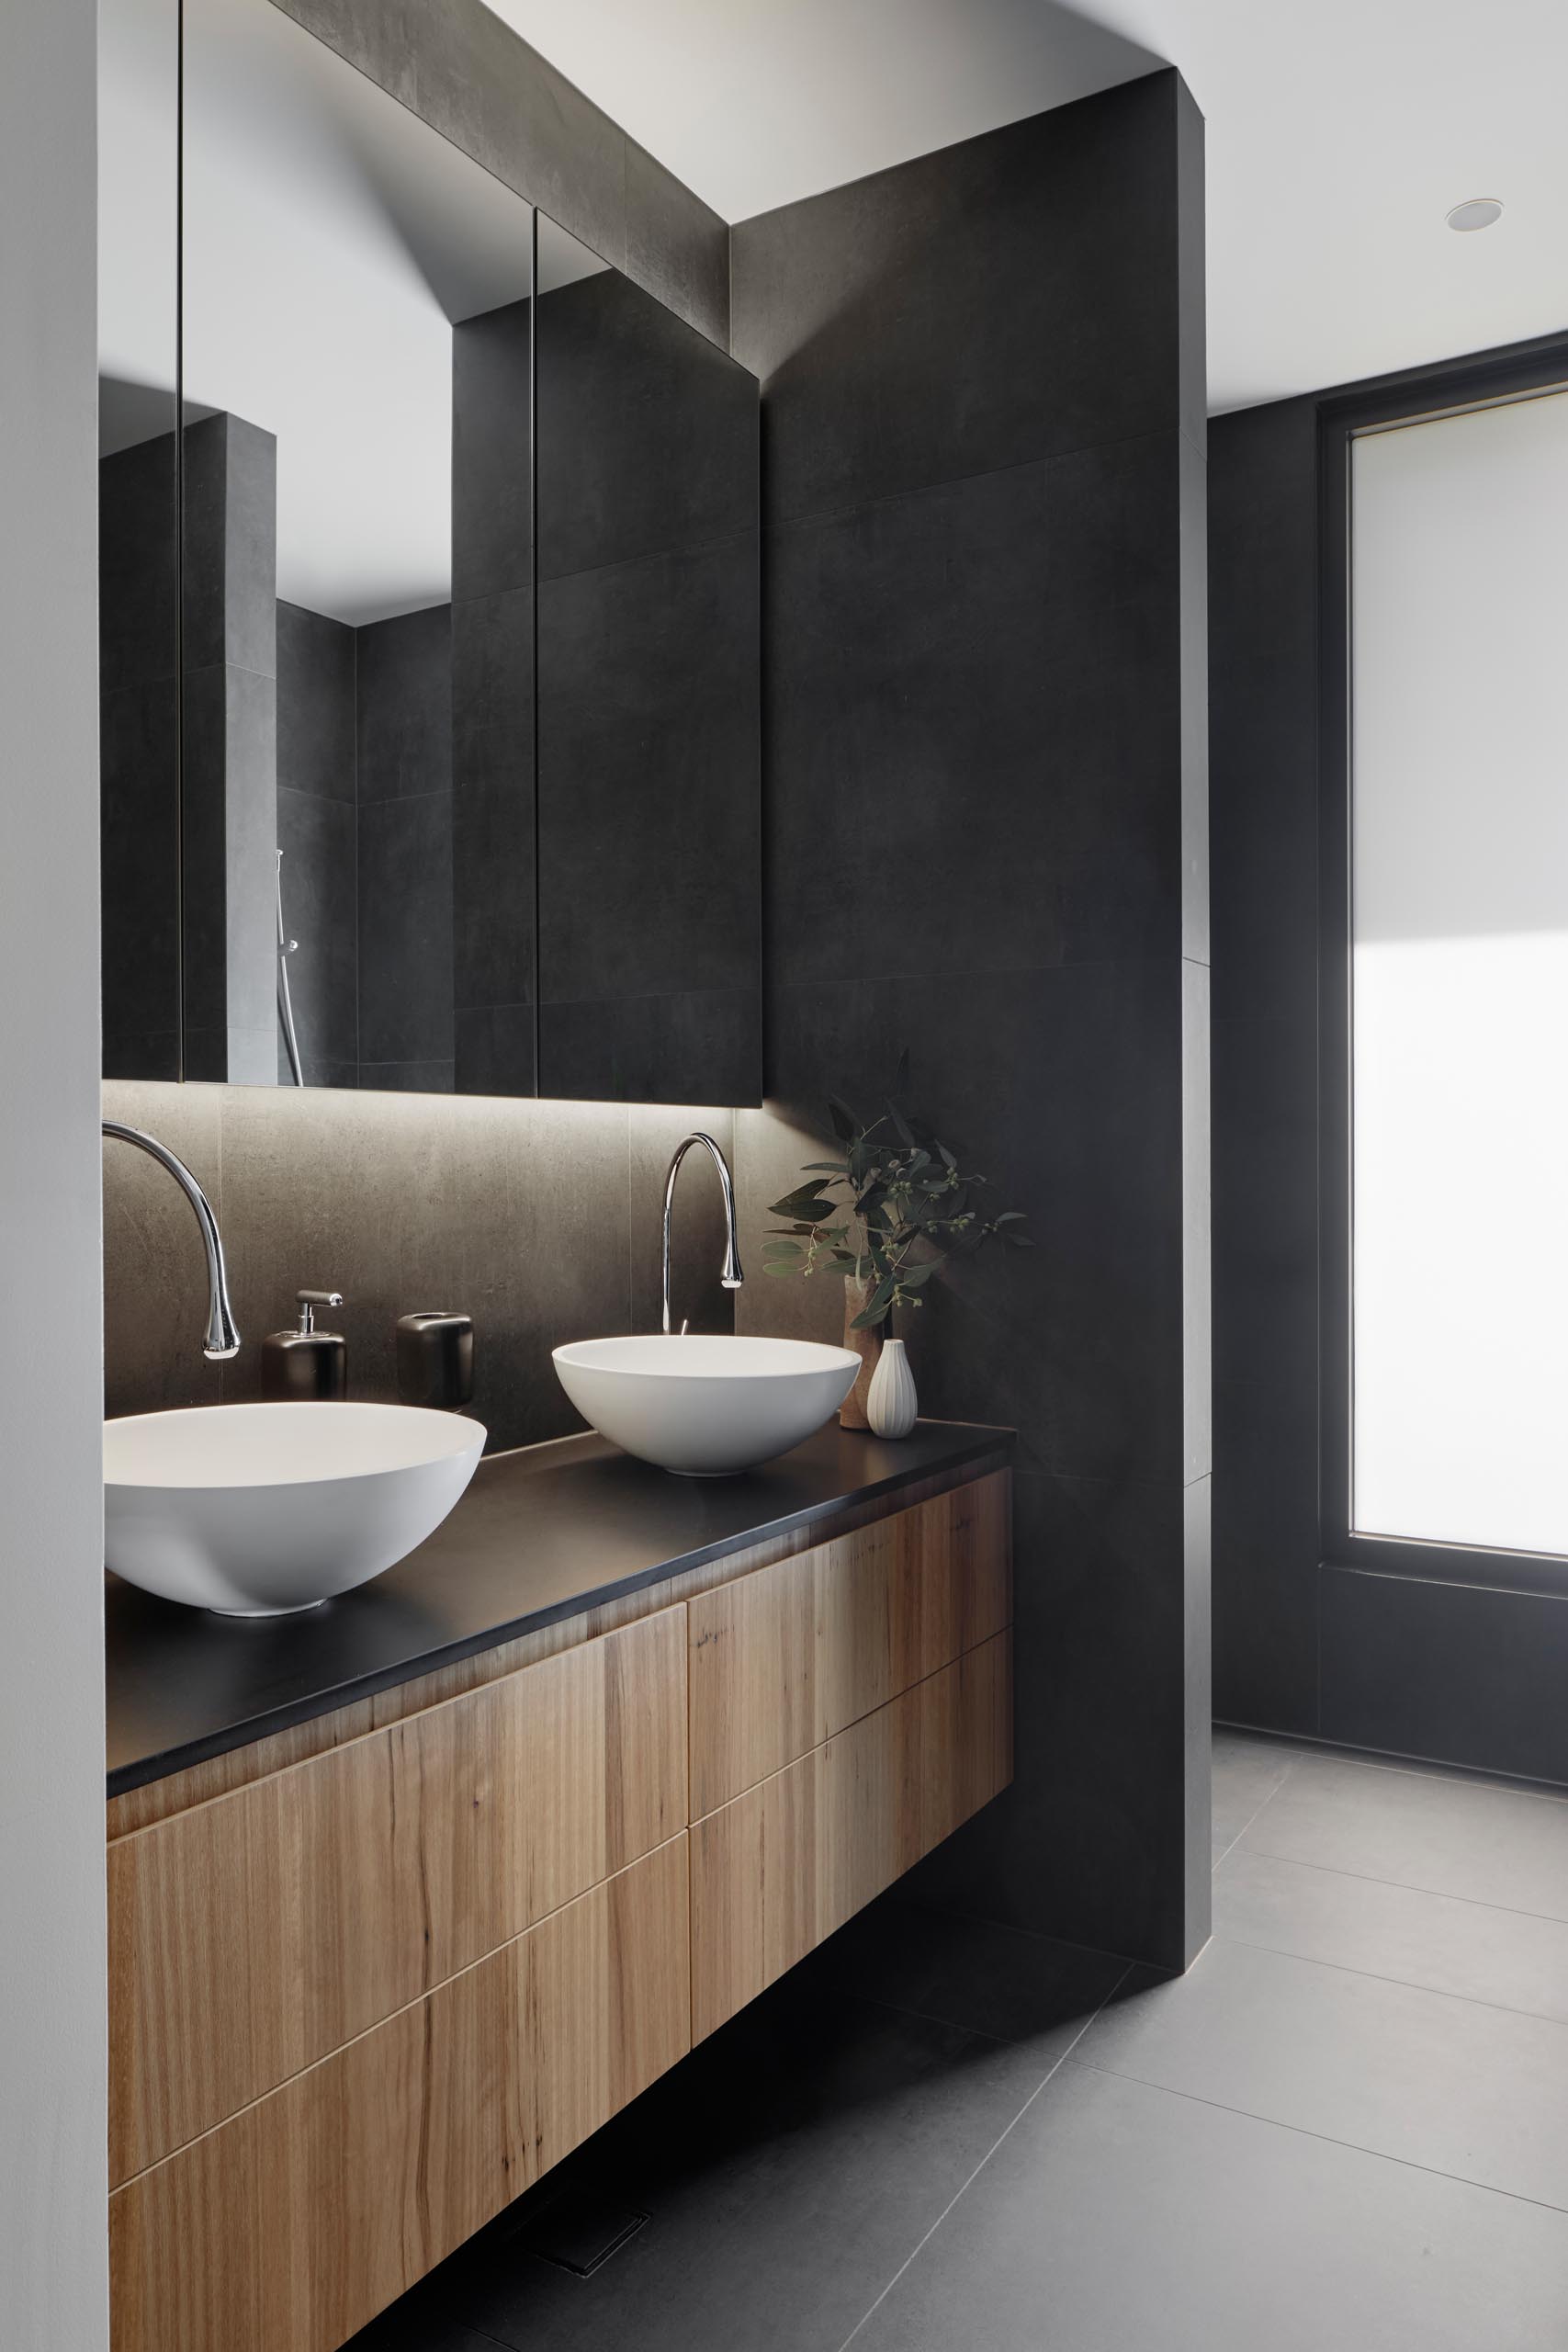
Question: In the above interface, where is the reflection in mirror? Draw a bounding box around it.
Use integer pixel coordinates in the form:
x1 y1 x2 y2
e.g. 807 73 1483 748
181 0 535 1089
109 0 534 1090
533 219 761 1104
98 0 761 1104
99 0 181 1079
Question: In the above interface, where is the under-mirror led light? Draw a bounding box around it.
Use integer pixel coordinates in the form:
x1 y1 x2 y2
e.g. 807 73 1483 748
1446 198 1503 232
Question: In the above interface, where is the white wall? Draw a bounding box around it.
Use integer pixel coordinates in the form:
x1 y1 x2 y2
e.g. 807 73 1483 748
1351 390 1568 1559
0 0 109 2340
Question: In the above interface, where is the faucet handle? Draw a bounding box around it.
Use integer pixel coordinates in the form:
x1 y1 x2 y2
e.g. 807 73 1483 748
294 1288 344 1335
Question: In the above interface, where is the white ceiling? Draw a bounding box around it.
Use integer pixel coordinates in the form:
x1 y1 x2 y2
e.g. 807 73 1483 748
486 0 1568 415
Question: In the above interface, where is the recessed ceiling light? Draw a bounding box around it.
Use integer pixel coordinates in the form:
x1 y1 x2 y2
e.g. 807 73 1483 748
1447 198 1503 232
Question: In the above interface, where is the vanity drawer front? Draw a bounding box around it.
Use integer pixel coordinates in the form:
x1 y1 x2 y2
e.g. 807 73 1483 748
108 1833 691 2352
109 1604 686 2186
690 1628 1012 2041
687 1471 1011 1816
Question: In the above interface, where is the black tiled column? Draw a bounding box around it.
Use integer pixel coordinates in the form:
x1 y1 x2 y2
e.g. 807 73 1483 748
99 428 181 1079
451 299 536 1097
180 411 279 1084
731 69 1210 1970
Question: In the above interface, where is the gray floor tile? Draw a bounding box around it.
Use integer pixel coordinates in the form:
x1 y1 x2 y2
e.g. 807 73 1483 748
1212 1728 1301 1858
849 2062 1568 2352
430 1972 1085 2352
806 1893 1130 2043
1241 1750 1568 1919
1077 1934 1568 2209
344 2293 505 2350
1215 1846 1568 2025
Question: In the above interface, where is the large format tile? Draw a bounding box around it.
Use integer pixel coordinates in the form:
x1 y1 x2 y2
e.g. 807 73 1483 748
428 1973 1071 2352
1320 1567 1568 1791
536 266 753 582
358 791 455 1067
277 786 357 1074
763 962 1186 1488
276 599 355 802
731 73 1186 524
765 440 1183 991
210 1084 630 1446
1210 1008 1320 1735
1215 1846 1568 2026
851 2060 1568 2352
909 1471 1201 1970
1211 1728 1300 1858
1077 1934 1568 2209
536 536 761 1005
357 605 453 802
346 2301 503 2352
1240 1749 1568 1920
808 1894 1130 2046
451 587 536 1023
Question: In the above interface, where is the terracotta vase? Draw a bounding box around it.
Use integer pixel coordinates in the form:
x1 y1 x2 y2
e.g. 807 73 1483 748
840 1273 883 1429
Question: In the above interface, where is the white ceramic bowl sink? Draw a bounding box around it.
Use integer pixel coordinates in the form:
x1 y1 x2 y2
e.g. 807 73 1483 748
104 1402 486 1616
553 1334 861 1476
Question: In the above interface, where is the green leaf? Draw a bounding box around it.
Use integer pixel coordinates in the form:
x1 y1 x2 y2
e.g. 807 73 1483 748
762 1260 805 1277
770 1184 836 1222
800 1160 850 1176
827 1096 858 1145
898 1258 944 1285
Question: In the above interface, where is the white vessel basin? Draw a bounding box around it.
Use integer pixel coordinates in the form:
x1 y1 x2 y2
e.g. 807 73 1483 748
553 1333 861 1476
104 1402 485 1616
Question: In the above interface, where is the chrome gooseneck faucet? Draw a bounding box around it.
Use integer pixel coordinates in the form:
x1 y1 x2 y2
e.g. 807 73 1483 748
662 1132 744 1335
103 1120 242 1361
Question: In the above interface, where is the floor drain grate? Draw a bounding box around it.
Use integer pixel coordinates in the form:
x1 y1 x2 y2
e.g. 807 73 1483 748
518 2187 650 2278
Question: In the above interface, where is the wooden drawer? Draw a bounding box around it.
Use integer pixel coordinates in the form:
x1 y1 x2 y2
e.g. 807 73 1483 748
687 1471 1010 1817
108 1605 687 2186
108 1833 690 2352
690 1629 1012 2041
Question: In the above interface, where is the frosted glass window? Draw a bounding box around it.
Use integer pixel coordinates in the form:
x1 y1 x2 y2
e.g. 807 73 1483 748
1351 390 1568 1557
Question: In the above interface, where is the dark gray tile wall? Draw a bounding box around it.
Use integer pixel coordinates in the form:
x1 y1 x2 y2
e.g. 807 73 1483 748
102 1079 738 1440
534 266 761 1105
271 0 729 347
730 68 1210 1971
1209 369 1568 1783
180 413 279 1085
276 599 358 1083
356 605 456 1090
451 300 536 1097
1208 396 1322 1738
99 430 181 1079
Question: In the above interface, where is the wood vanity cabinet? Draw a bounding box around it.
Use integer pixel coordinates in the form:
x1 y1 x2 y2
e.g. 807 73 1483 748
106 1465 1011 2352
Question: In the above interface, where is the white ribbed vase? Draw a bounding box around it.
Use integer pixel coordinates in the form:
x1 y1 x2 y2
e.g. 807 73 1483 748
865 1336 919 1440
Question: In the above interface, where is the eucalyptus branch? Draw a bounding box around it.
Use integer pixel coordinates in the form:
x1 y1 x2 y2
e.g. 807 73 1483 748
763 1072 1031 1330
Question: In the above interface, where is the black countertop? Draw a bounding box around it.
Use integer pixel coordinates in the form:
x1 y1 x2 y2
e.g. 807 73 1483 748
106 1419 1012 1798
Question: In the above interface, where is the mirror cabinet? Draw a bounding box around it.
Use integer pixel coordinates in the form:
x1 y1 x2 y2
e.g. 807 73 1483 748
98 0 761 1104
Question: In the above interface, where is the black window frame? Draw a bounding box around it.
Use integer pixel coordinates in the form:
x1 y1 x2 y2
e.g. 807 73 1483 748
1318 330 1568 1600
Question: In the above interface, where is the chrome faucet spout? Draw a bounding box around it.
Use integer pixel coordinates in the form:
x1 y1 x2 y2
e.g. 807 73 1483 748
662 1132 744 1336
103 1120 242 1361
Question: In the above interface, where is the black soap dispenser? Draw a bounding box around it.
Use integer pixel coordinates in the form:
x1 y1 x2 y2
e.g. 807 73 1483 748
262 1289 347 1401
